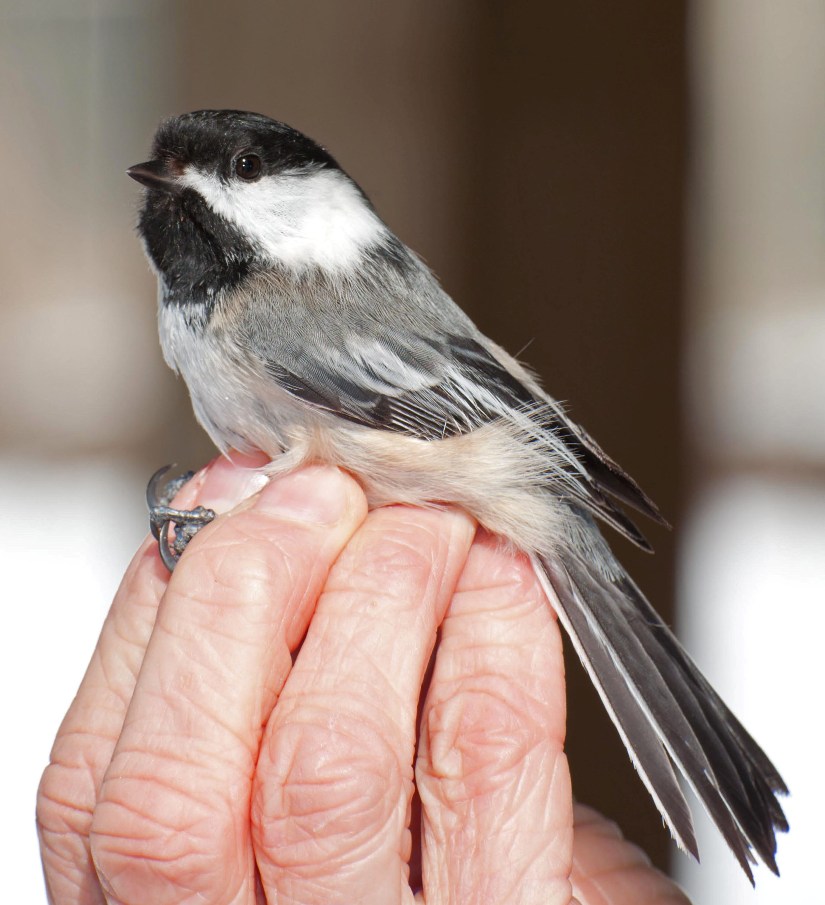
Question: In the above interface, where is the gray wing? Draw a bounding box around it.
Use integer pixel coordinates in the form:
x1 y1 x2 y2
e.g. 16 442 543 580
250 308 663 546
265 330 537 439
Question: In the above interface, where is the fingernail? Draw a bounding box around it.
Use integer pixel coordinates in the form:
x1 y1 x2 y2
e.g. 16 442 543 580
198 458 270 513
254 466 354 526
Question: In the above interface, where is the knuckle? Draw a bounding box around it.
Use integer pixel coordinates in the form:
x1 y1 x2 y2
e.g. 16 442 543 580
421 676 550 801
37 759 97 880
89 756 242 904
364 526 438 580
169 531 317 641
253 713 408 869
183 531 301 602
37 759 94 840
335 515 447 600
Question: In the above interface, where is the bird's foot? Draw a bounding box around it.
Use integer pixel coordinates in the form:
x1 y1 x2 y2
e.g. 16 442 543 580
146 465 216 572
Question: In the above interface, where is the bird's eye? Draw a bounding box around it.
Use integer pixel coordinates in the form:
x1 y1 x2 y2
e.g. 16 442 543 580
235 154 262 180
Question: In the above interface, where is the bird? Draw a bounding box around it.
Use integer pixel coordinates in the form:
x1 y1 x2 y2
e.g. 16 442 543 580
128 109 787 881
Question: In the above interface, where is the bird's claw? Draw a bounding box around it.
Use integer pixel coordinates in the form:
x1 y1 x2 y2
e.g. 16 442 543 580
146 465 216 572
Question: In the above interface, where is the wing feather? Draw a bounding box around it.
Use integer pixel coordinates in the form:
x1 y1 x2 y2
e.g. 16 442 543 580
261 330 660 547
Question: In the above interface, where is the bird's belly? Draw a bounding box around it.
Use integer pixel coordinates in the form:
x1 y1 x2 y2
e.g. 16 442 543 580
262 416 570 555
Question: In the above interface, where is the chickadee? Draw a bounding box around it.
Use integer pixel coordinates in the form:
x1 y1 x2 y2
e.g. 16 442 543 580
128 109 786 880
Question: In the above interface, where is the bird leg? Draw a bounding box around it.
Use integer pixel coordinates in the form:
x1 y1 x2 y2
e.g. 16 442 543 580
146 465 216 572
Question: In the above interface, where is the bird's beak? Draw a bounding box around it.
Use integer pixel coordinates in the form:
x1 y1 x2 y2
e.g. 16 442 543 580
127 159 182 194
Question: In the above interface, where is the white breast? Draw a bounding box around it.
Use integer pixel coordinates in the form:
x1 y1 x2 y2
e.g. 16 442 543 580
158 300 293 455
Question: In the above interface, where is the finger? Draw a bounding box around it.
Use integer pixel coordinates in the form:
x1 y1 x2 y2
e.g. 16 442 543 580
570 805 692 905
37 453 268 905
416 533 573 905
252 504 477 905
88 466 367 905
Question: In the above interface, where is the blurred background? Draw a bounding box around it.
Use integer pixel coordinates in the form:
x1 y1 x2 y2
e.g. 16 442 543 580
1 2 821 902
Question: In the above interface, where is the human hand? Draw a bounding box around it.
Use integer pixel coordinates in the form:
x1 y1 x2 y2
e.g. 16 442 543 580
37 456 691 904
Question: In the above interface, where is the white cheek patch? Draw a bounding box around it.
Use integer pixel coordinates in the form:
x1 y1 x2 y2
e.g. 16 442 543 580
181 166 387 272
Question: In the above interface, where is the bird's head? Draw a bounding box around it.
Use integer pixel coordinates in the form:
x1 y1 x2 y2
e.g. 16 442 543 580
129 110 388 304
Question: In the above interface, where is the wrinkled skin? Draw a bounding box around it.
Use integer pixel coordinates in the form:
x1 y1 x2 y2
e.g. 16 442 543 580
37 454 691 905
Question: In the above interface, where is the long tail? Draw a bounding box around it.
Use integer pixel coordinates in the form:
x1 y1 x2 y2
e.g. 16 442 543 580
533 545 788 882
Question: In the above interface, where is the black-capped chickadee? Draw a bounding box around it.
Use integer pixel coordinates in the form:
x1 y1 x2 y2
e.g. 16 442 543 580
128 109 786 880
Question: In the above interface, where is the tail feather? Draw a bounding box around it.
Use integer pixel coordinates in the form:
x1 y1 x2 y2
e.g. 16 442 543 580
562 556 768 868
535 554 698 858
625 577 788 799
615 572 788 867
535 548 787 882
